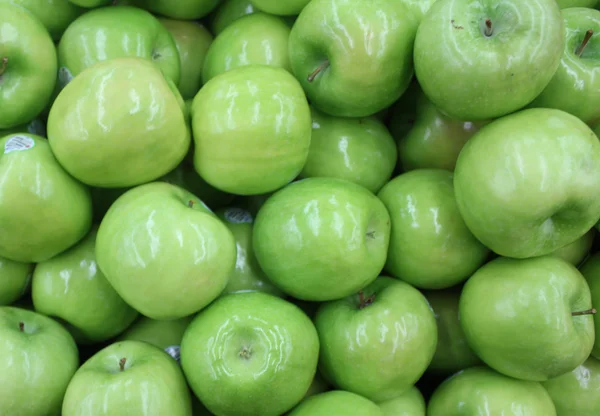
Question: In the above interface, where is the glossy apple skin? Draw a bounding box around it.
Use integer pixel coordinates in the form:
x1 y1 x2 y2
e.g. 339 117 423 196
398 0 438 23
378 170 489 289
141 0 221 19
300 107 397 193
428 367 557 416
454 108 600 259
4 0 83 41
0 134 92 263
0 3 57 129
579 252 600 359
0 256 32 306
316 277 437 402
0 307 79 415
551 228 595 266
249 0 308 15
542 356 600 416
96 182 237 320
210 0 257 35
289 391 383 416
253 178 391 301
57 6 180 89
202 13 291 84
48 57 190 188
378 386 426 416
181 292 320 416
62 340 192 416
288 0 418 117
159 19 213 100
414 0 564 120
118 315 194 350
460 256 595 381
191 65 311 195
32 226 139 345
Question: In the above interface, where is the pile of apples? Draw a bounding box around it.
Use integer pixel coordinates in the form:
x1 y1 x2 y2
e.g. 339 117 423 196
2 0 600 414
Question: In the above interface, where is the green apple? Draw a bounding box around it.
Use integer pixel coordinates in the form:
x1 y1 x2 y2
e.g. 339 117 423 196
378 386 426 416
551 228 595 266
96 181 236 320
289 391 383 416
253 178 391 301
529 8 600 126
215 207 284 297
299 107 397 193
0 3 57 129
0 256 32 306
542 356 600 416
460 256 595 381
249 0 308 15
68 0 111 6
202 13 291 84
288 0 417 117
57 6 180 90
398 0 438 23
378 169 489 289
181 292 320 416
62 340 192 415
428 366 557 416
32 226 139 345
118 314 195 350
454 108 600 259
315 277 437 402
579 252 600 359
0 117 46 138
414 0 564 120
557 0 598 7
138 0 221 19
0 306 79 415
423 288 481 374
0 134 92 263
209 0 257 35
191 65 311 195
48 57 190 188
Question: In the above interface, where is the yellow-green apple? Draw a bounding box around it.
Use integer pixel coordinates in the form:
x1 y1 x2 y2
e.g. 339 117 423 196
1 0 83 40
0 256 32 305
579 252 600 359
289 391 383 416
209 0 257 35
378 387 426 416
118 314 195 350
551 228 595 266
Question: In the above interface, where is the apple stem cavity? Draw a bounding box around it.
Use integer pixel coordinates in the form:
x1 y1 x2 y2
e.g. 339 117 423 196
483 19 493 37
576 30 594 57
358 290 376 310
572 308 597 317
307 60 330 83
0 57 7 76
119 358 126 371
18 321 24 332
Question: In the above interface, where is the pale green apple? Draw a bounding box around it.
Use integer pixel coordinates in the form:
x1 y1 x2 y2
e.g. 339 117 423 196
159 19 213 100
249 0 308 15
48 57 190 188
557 0 598 7
253 178 391 301
181 292 320 416
428 366 557 416
210 0 257 35
1 0 83 40
118 314 195 350
378 169 489 289
32 226 138 345
138 0 221 19
96 182 236 320
62 340 192 415
316 277 437 402
454 108 600 259
378 387 426 416
579 252 600 359
202 13 291 83
57 6 180 89
289 391 384 416
542 356 600 416
460 256 595 381
0 306 79 415
0 117 46 138
414 0 564 120
0 256 32 306
191 65 311 195
0 134 92 263
0 3 57 129
300 107 397 193
551 228 595 266
288 0 418 117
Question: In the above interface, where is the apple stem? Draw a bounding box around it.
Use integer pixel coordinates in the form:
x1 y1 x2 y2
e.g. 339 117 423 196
307 60 330 83
483 19 493 37
119 357 126 371
576 30 594 57
18 322 24 332
358 290 376 309
572 308 597 316
188 200 194 208
0 57 7 76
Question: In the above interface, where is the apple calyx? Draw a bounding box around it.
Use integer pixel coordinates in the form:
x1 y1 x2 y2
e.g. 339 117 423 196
119 357 127 371
239 346 252 360
307 60 330 83
483 19 493 37
575 30 594 57
358 290 376 310
0 57 7 77
18 321 24 332
572 308 597 317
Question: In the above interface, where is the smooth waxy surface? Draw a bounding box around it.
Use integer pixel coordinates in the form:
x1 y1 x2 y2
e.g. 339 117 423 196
210 0 257 35
289 391 383 416
579 252 600 359
118 315 194 350
0 256 32 305
378 387 426 416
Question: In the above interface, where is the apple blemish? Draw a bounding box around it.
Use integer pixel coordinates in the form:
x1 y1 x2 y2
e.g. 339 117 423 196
575 30 594 58
119 358 127 372
18 321 24 332
188 200 195 208
571 308 597 317
307 60 330 83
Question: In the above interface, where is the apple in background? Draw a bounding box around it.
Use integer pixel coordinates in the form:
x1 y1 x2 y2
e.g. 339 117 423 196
249 0 308 15
3 0 83 41
191 65 311 195
414 0 564 120
427 367 557 416
96 182 236 320
0 117 46 138
387 81 419 144
579 252 600 359
48 57 190 188
378 169 489 289
209 0 257 35
299 107 397 193
288 0 417 117
289 391 383 416
57 6 180 90
0 256 32 306
528 8 600 126
181 292 320 416
454 108 600 259
237 191 275 217
159 19 213 100
138 0 221 20
315 277 437 402
0 3 57 129
551 228 595 266
68 0 111 6
378 387 426 416
302 372 329 400
0 134 92 263
0 307 79 415
542 356 600 416
215 207 284 297
422 288 481 374
202 13 291 84
118 314 195 351
460 256 595 381
557 0 598 7
62 340 192 415
253 178 391 301
90 186 131 224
